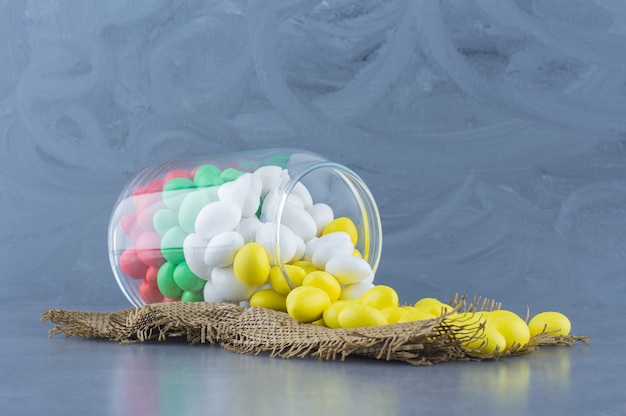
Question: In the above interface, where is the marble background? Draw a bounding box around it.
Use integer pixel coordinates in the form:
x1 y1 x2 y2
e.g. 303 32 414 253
2 0 626 314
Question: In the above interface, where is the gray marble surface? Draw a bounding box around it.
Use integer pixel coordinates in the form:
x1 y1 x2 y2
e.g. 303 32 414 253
1 1 624 415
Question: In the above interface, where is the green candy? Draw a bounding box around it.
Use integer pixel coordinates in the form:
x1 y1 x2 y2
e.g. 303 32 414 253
181 290 204 303
193 164 223 187
162 177 196 210
267 154 290 168
160 226 187 264
157 262 183 299
153 208 179 236
173 261 206 292
178 189 216 234
220 167 245 182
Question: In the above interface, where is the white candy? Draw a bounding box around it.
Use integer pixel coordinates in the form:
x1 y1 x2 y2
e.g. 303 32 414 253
280 202 317 242
255 222 298 265
236 216 262 242
290 182 313 209
324 255 373 285
203 280 225 303
311 234 354 269
241 173 263 217
339 281 375 301
211 266 257 302
303 236 319 262
292 234 306 262
254 165 283 196
182 233 212 280
204 231 244 268
218 175 249 208
306 203 334 236
194 200 242 240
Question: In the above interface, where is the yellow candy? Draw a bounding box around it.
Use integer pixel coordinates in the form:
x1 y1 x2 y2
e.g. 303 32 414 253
352 249 362 258
286 286 331 323
461 323 507 355
322 301 355 328
397 309 437 323
291 260 319 275
486 310 531 351
337 303 387 328
302 271 341 301
233 242 270 286
380 306 409 324
322 217 358 246
359 285 399 310
249 289 287 312
269 265 306 295
528 311 571 337
414 298 454 316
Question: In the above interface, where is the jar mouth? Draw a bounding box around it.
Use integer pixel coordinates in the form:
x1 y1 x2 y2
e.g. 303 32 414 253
270 162 382 289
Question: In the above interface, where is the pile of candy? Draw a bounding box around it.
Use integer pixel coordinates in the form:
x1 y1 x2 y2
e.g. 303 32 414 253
115 160 572 356
115 161 377 306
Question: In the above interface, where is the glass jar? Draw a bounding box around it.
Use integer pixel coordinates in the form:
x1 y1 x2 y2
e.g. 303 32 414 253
108 148 382 307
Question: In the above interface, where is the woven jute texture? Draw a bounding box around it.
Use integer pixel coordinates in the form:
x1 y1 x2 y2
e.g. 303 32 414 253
41 296 588 365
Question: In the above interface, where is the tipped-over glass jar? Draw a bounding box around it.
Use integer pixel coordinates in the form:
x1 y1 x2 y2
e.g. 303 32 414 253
108 148 382 307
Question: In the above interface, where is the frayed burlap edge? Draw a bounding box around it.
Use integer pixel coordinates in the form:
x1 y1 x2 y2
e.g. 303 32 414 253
41 295 589 366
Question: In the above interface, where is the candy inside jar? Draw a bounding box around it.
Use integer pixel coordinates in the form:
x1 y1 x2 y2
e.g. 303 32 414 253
108 148 382 308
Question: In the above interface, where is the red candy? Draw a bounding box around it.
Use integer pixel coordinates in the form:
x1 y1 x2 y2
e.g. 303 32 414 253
135 232 165 267
163 296 180 302
164 169 193 185
145 266 158 286
139 280 163 303
120 246 149 280
118 212 137 239
132 178 163 211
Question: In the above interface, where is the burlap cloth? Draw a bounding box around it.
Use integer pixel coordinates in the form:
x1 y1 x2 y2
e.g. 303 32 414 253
41 295 588 365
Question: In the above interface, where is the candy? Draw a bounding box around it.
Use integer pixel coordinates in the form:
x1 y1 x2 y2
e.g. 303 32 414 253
211 266 257 302
157 262 183 299
339 281 375 301
325 255 373 285
178 189 215 233
162 177 196 210
182 233 212 280
269 265 306 295
202 280 225 303
119 246 148 280
413 298 455 316
153 208 179 236
461 322 507 355
172 261 206 292
396 309 437 323
322 217 358 246
194 200 242 240
160 226 187 265
253 165 283 196
337 303 387 328
164 168 193 184
249 289 287 312
135 232 165 267
311 235 354 269
290 182 313 209
322 301 355 329
232 242 271 286
306 203 334 236
380 306 409 324
302 271 341 301
279 202 317 242
203 231 244 268
139 279 163 303
486 310 531 351
286 286 331 323
359 285 399 310
254 222 298 265
236 216 262 242
181 290 204 302
193 164 223 187
528 311 571 337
